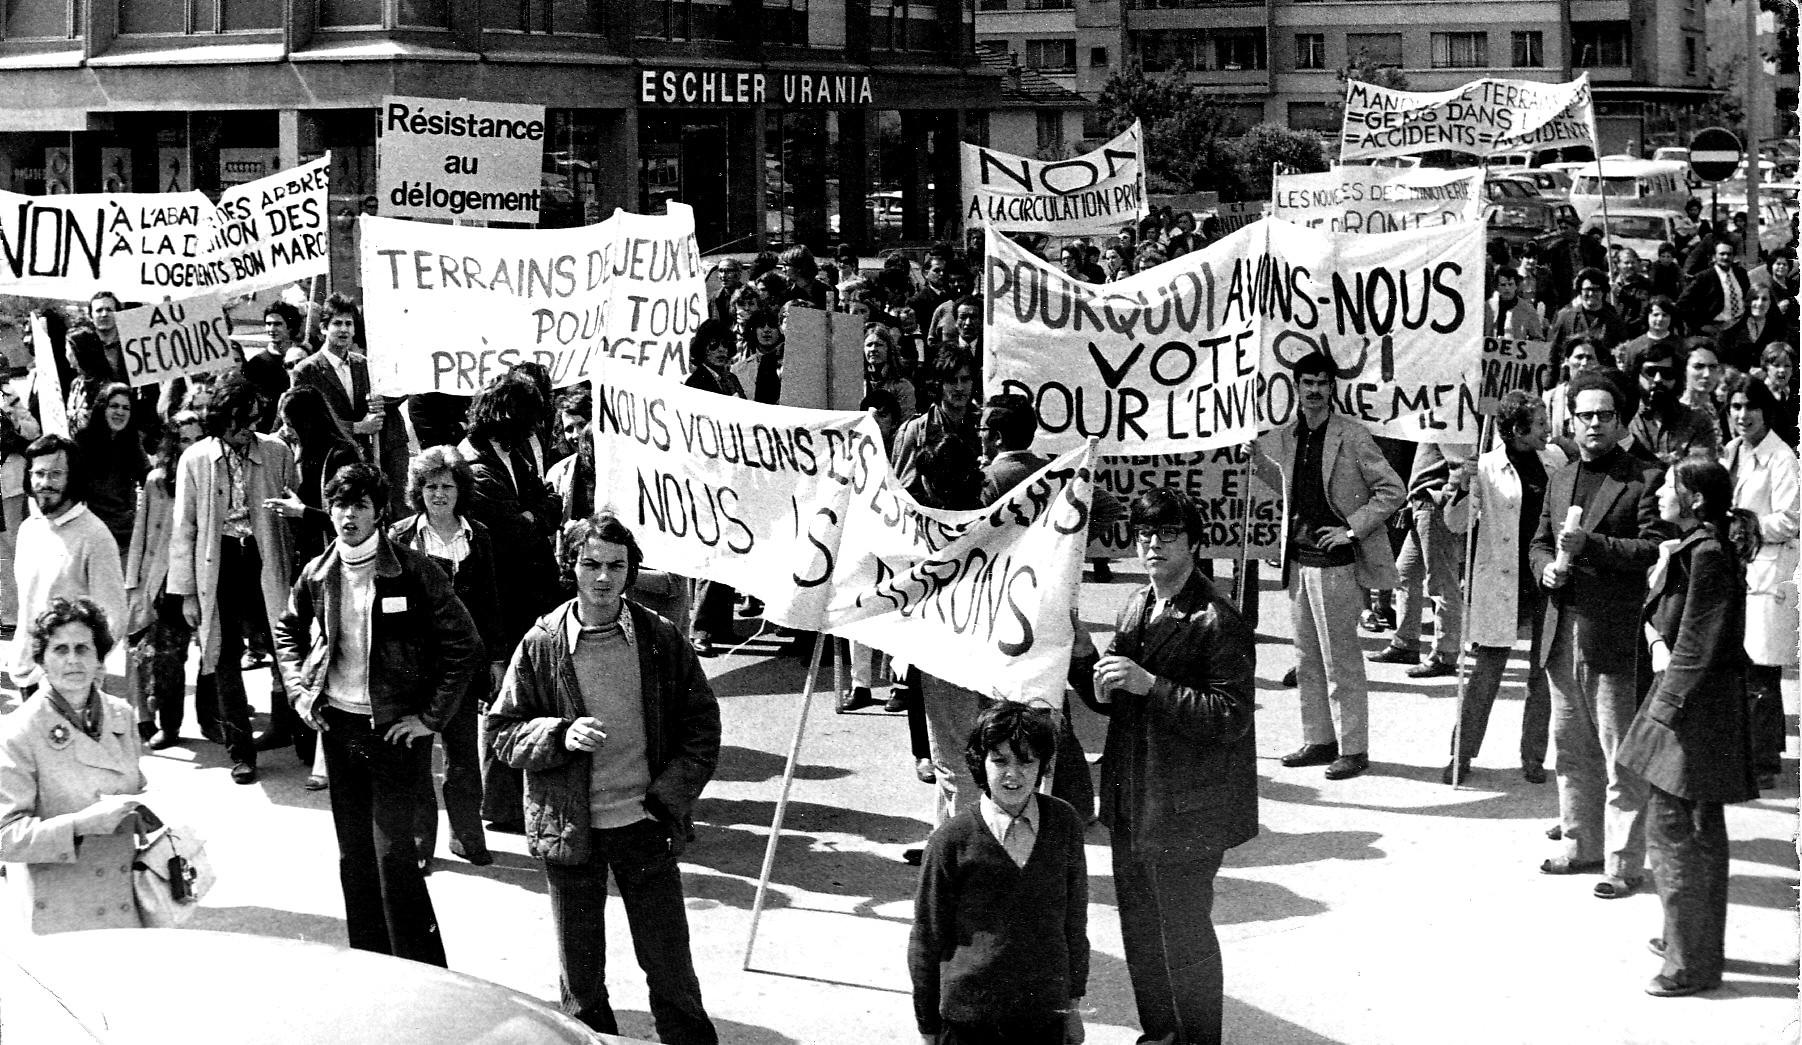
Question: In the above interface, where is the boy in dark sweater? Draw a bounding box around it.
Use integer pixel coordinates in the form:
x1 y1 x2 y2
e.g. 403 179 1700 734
909 701 1089 1045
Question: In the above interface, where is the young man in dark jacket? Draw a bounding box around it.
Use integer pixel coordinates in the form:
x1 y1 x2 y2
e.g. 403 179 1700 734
274 463 484 967
487 514 721 1044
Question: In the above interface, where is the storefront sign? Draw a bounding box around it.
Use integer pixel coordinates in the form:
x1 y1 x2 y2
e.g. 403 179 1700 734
962 122 1147 236
1271 166 1486 234
377 95 546 222
983 217 1486 452
637 68 874 107
591 358 1094 704
116 294 238 387
1340 74 1595 162
359 202 706 395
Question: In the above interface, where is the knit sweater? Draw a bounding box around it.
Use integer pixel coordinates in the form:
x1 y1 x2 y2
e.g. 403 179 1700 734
908 792 1089 1035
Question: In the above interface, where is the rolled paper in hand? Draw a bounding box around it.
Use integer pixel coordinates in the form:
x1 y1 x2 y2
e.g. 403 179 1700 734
1552 505 1583 573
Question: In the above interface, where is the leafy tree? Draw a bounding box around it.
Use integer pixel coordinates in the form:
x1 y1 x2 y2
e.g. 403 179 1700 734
1097 64 1243 197
1230 125 1330 199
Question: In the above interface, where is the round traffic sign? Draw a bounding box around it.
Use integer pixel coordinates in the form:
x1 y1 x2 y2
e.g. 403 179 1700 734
1688 127 1743 183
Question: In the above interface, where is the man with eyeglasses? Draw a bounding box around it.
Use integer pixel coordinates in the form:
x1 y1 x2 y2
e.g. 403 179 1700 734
1549 267 1625 367
1625 339 1720 465
1253 354 1405 781
1529 369 1664 898
1070 486 1257 1045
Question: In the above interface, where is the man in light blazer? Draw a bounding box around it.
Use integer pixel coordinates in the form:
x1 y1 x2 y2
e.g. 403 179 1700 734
1254 354 1405 780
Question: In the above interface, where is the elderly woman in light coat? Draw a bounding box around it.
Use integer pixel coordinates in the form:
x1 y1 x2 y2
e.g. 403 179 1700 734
1722 379 1799 786
1441 391 1569 785
0 598 145 933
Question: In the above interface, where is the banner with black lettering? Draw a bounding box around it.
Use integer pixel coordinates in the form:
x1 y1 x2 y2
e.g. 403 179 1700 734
1271 166 1486 234
1088 448 1285 560
1478 336 1554 413
360 202 705 395
962 122 1147 236
590 360 1093 704
1339 75 1595 162
984 217 1485 450
116 294 238 387
0 155 330 301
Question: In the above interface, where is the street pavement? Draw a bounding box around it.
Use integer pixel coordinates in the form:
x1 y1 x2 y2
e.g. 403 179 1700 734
95 564 1799 1044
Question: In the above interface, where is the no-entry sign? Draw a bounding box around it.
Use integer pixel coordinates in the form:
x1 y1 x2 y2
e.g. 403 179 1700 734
1688 127 1743 184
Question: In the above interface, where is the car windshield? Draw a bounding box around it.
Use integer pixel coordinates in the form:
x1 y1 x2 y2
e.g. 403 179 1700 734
1575 176 1642 197
1488 204 1541 229
1605 216 1668 239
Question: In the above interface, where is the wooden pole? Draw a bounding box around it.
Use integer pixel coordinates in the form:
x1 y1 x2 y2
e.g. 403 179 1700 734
742 634 827 968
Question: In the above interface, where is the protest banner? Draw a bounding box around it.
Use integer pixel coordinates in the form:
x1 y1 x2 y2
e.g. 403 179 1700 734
1212 201 1264 234
590 360 1093 704
962 122 1147 236
1339 74 1595 162
778 307 864 411
29 313 67 437
1477 336 1554 413
0 155 331 301
115 294 238 388
377 96 547 222
1087 447 1284 560
1271 166 1486 234
984 217 1485 453
360 202 706 395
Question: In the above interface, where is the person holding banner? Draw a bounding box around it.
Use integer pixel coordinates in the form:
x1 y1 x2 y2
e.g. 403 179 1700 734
684 320 748 658
1070 485 1257 1045
1254 355 1405 781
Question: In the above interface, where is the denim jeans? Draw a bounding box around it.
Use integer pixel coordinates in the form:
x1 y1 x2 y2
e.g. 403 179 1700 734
1114 844 1226 1045
412 676 487 859
1647 784 1729 988
544 820 717 1044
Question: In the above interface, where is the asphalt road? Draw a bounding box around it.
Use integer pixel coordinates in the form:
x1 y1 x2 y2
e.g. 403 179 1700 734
92 565 1801 1044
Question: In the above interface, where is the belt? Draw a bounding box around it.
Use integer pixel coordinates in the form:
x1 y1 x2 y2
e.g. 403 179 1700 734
222 532 258 548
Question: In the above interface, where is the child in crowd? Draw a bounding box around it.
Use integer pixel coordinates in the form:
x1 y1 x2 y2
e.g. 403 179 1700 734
908 701 1088 1045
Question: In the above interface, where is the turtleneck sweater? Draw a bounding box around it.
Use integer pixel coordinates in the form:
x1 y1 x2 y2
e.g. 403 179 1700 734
325 535 380 716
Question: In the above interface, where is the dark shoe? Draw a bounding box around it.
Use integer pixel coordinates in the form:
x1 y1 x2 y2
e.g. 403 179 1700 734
487 820 526 835
1757 772 1777 791
1538 856 1604 875
148 730 179 750
1406 657 1457 678
304 774 328 791
1593 875 1641 899
230 761 257 785
883 689 909 713
253 730 293 753
837 686 877 713
1546 823 1562 840
1280 742 1339 768
690 633 715 657
1645 974 1713 998
1280 666 1298 687
241 649 270 670
736 598 763 619
417 858 433 876
1521 762 1547 784
138 722 155 743
1441 758 1471 785
1367 644 1421 665
915 758 936 784
902 847 924 866
449 838 494 866
1324 753 1370 780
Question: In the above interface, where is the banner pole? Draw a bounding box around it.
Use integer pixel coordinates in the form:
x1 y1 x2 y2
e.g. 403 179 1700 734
1448 415 1495 787
743 634 828 968
1235 443 1255 612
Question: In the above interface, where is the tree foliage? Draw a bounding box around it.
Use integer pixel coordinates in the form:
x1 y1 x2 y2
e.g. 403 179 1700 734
1229 125 1330 200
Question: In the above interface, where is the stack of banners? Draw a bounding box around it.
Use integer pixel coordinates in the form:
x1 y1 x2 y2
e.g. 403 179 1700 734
962 122 1147 236
1270 167 1487 234
116 294 238 388
0 154 330 301
589 360 1094 704
29 313 67 437
982 216 1486 453
1478 335 1554 414
359 202 705 396
1088 447 1285 561
1339 75 1595 162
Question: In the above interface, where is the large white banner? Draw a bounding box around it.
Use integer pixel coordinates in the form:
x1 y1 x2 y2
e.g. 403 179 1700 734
984 218 1485 450
590 361 1093 704
962 122 1148 236
377 96 546 222
1339 75 1594 162
1271 166 1486 234
360 202 705 395
0 155 330 301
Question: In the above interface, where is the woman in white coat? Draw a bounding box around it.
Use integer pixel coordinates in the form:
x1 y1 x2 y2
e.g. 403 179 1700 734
1441 391 1569 785
0 598 145 933
1723 380 1799 788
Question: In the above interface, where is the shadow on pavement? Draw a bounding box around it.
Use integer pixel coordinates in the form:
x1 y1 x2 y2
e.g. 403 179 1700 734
1228 827 1386 868
1258 773 1560 821
1223 995 1350 1044
189 905 346 943
1728 872 1802 911
612 1010 799 1045
712 744 853 784
1730 835 1802 870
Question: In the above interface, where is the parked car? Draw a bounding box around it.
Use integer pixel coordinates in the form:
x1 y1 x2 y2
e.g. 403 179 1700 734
1497 168 1573 201
1484 178 1535 202
1579 208 1697 260
1487 198 1581 257
0 929 630 1044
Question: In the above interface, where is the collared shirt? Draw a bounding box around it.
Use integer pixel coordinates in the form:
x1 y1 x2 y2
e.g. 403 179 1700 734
979 792 1039 868
414 516 471 569
323 348 355 407
1717 266 1745 325
220 445 256 540
562 603 636 654
1287 414 1354 568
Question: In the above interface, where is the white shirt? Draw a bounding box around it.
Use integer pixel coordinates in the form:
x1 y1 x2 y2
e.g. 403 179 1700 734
979 792 1039 868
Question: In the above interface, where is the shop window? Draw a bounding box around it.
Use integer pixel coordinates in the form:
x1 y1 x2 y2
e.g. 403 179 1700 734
487 0 602 33
1294 33 1324 71
1572 22 1631 68
639 0 735 41
1345 32 1402 69
1430 32 1488 69
764 0 808 45
1025 39 1075 73
1511 30 1543 68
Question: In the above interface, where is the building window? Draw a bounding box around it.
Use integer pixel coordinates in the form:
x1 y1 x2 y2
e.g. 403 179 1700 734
639 0 736 41
1082 110 1113 138
1431 31 1488 69
977 0 1008 8
1288 102 1338 133
1294 33 1325 71
1572 22 1632 67
1138 30 1266 73
318 0 383 26
1214 29 1265 71
1036 112 1065 154
868 1 949 51
763 0 808 45
1025 38 1077 72
1345 32 1403 69
1685 35 1697 75
1508 30 1543 68
1090 46 1109 67
1023 0 1073 8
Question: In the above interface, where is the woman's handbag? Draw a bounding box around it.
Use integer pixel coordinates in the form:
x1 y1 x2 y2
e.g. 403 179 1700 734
132 814 215 928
